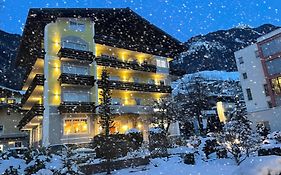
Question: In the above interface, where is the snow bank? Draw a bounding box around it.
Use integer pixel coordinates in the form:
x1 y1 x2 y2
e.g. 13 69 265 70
233 156 281 175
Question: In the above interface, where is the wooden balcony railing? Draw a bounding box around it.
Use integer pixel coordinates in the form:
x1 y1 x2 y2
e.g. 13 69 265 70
21 74 44 105
57 47 95 62
58 73 96 87
95 55 157 72
97 80 172 93
58 102 96 114
18 104 44 129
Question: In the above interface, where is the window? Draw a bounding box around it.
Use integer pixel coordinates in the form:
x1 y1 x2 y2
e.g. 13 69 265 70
246 88 253 101
62 41 87 51
148 79 155 85
242 72 248 79
260 36 281 57
69 21 86 32
237 57 244 64
7 99 15 104
0 125 3 134
61 36 89 51
271 77 281 94
264 84 269 96
110 76 120 81
265 57 281 76
62 91 90 102
64 118 88 135
156 59 168 68
111 98 121 105
159 80 165 86
133 77 140 83
62 64 89 75
0 145 3 152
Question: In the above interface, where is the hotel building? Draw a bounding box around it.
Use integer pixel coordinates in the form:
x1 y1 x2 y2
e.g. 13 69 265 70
0 87 28 151
235 28 281 132
16 8 184 147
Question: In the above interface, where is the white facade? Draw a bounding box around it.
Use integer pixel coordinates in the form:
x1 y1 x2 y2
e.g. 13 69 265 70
234 29 281 132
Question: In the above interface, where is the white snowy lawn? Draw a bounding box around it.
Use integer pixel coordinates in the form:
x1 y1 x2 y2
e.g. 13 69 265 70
99 155 281 175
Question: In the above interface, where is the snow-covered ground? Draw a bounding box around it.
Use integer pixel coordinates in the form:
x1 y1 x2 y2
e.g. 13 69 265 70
98 155 281 175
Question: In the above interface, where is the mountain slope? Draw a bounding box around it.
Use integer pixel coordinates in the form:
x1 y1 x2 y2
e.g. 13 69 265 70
171 24 280 74
0 30 24 90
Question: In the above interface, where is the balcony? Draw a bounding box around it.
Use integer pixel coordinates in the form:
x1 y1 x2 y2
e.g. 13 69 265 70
97 80 172 93
95 55 157 73
18 104 44 129
111 105 153 114
57 48 95 62
58 102 96 114
58 73 96 87
21 74 44 105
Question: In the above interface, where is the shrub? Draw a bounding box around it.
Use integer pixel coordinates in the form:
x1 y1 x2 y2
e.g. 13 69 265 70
148 127 168 157
182 153 195 165
216 147 227 159
92 133 143 159
202 138 218 159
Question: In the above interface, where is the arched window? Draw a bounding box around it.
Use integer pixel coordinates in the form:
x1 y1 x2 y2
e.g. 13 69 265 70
61 36 89 51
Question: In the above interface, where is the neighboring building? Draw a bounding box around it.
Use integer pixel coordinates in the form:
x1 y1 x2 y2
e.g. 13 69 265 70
16 8 184 147
0 87 28 152
235 28 281 132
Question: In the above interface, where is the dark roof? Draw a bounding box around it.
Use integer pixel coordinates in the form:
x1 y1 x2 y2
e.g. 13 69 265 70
17 8 185 67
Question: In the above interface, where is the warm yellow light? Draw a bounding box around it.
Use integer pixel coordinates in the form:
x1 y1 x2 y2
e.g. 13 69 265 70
122 125 128 131
137 124 142 129
217 101 226 123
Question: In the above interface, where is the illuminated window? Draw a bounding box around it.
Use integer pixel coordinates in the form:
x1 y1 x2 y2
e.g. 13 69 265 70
156 59 168 68
64 118 88 135
271 77 281 94
69 20 86 32
7 99 15 104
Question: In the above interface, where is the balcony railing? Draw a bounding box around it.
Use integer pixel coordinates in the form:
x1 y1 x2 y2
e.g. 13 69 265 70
97 80 172 93
58 102 96 114
57 47 95 62
18 104 44 129
95 55 157 73
58 73 96 87
110 105 153 114
21 74 45 105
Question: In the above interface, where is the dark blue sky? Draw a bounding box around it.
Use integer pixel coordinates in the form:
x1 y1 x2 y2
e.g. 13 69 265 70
0 0 280 42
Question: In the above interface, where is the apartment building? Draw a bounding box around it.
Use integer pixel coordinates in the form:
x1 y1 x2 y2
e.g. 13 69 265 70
16 8 184 147
0 87 28 151
235 28 281 132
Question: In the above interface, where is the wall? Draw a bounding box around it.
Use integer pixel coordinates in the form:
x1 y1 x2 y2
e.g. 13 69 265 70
235 44 271 113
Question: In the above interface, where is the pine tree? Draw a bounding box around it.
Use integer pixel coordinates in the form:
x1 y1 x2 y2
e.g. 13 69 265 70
98 68 114 174
99 68 113 137
220 98 260 165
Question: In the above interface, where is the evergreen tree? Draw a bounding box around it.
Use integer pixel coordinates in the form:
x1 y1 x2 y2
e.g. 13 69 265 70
219 98 260 165
98 68 114 174
99 68 113 137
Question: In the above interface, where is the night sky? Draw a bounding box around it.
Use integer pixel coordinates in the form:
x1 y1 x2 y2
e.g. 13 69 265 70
0 0 280 42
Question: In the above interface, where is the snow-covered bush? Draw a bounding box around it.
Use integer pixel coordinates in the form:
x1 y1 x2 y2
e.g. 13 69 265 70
149 127 169 157
125 128 143 150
